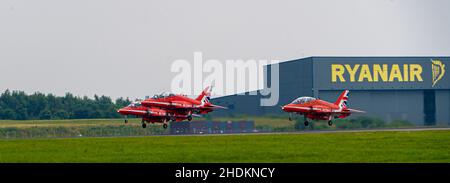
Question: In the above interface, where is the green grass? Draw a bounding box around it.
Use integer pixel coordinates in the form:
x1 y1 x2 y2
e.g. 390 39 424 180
0 130 449 163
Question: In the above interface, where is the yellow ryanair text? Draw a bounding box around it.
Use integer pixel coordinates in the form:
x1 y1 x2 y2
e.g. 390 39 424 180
331 64 423 82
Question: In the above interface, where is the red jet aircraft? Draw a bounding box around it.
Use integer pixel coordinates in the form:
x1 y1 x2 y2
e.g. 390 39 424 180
117 87 226 128
140 86 226 115
281 90 365 126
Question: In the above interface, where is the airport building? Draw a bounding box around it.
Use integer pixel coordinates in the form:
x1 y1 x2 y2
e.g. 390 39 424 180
212 57 450 126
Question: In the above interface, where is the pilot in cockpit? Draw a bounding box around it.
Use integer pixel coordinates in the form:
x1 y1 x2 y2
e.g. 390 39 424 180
128 100 142 107
291 97 316 104
152 92 175 99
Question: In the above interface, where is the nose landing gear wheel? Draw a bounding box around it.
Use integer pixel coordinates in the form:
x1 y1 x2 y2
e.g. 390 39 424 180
187 115 192 121
304 121 309 126
142 123 147 128
163 123 168 129
328 120 333 126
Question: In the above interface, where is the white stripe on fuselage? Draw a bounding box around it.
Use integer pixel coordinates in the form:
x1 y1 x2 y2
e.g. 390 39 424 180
145 101 201 108
287 106 343 113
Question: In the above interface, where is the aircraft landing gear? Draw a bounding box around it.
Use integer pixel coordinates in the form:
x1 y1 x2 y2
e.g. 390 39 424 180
187 115 193 121
328 120 333 126
141 118 147 128
124 115 128 124
303 115 309 126
163 123 168 129
288 113 293 121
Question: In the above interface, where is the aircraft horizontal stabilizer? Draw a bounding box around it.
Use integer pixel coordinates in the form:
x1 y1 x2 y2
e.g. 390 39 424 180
347 108 366 113
209 104 228 109
202 104 228 109
192 114 203 117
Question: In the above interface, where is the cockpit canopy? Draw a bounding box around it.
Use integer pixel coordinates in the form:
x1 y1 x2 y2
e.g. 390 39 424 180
128 100 142 107
151 92 175 99
291 97 316 104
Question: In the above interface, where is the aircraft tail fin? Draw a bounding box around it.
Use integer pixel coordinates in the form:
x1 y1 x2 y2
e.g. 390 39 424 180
195 86 212 105
334 90 349 109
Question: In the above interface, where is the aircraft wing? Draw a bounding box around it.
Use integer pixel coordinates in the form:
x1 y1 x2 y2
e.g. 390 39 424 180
118 109 148 116
285 106 312 111
304 105 363 114
312 106 366 114
311 106 334 113
142 100 196 109
286 105 335 113
118 108 168 117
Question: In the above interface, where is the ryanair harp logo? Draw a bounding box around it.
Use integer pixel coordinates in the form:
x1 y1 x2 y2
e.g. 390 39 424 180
431 59 445 87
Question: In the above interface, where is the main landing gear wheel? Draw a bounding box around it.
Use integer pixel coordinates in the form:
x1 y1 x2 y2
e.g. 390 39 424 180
163 123 168 129
142 123 147 128
124 119 128 124
188 115 193 121
304 121 309 126
328 120 333 126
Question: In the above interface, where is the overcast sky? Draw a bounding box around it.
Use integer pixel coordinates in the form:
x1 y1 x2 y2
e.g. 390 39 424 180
1 0 449 100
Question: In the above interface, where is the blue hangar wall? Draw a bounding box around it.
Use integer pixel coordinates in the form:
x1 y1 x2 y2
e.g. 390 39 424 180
212 57 450 126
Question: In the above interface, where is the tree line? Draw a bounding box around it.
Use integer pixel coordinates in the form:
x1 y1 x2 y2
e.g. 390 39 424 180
0 90 132 120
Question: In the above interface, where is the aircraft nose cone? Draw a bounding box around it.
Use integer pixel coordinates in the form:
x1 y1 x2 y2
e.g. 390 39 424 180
282 105 293 112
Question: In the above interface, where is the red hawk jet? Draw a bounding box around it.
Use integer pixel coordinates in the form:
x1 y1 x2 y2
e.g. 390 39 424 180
117 87 226 128
140 86 226 115
281 90 365 126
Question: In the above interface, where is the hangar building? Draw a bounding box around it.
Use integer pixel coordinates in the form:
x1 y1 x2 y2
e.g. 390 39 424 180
212 57 450 126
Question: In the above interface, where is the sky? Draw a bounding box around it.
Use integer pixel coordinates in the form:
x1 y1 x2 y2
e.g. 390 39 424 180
1 0 449 100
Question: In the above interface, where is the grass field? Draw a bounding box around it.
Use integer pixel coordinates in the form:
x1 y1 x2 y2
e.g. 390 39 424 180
0 130 449 163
